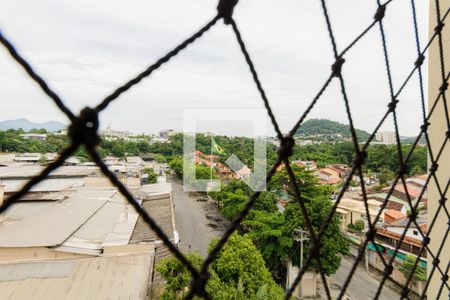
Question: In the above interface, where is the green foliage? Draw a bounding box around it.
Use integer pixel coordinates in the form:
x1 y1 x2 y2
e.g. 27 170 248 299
156 234 283 300
169 156 183 177
143 167 157 184
243 211 292 281
377 167 396 186
208 234 284 299
399 255 426 282
214 165 348 281
155 154 166 163
295 119 370 141
1 130 426 178
291 141 426 176
221 189 248 220
348 220 365 233
268 165 349 276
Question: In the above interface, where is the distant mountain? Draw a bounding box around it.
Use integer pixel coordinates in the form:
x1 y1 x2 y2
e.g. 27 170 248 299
400 135 427 145
0 118 66 132
295 119 371 141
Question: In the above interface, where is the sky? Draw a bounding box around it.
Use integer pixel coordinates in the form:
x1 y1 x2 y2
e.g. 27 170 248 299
0 0 431 137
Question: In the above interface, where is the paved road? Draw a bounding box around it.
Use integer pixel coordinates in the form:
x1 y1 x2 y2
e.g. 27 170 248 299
170 177 398 299
330 255 400 300
170 177 218 257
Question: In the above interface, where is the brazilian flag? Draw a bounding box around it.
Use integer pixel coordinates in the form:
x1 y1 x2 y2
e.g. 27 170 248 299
212 138 226 156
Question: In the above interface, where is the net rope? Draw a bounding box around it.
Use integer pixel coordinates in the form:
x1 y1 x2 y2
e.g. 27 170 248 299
0 0 448 299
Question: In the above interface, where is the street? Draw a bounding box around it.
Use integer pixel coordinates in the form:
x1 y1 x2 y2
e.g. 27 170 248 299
170 176 400 299
170 176 223 257
329 255 400 300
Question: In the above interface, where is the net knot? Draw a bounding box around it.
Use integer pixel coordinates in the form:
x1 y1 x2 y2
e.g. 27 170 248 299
401 288 410 299
68 107 100 147
352 150 366 167
366 230 375 241
423 236 430 245
387 99 399 112
397 165 407 177
433 257 440 266
277 135 295 158
374 4 386 22
331 57 345 77
439 197 447 205
442 274 449 283
409 209 417 221
439 81 449 93
190 272 210 297
420 122 430 132
434 22 445 34
429 162 439 173
217 0 238 25
414 54 425 67
384 265 393 276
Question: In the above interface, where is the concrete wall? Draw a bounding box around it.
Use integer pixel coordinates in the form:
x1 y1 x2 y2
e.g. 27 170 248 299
428 1 450 299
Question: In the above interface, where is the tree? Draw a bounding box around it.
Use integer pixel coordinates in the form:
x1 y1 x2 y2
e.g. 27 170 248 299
156 234 284 299
155 154 166 163
267 165 349 276
208 234 284 299
243 210 292 281
169 156 183 177
221 189 248 220
348 219 365 234
143 167 158 184
377 168 395 186
399 255 426 289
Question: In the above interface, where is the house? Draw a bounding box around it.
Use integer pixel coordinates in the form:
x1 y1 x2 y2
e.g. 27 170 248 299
292 160 317 171
335 198 382 230
19 133 47 141
326 164 349 178
376 218 427 257
315 168 341 185
235 165 251 179
126 156 145 167
366 193 407 214
384 209 406 224
103 155 120 165
13 153 41 163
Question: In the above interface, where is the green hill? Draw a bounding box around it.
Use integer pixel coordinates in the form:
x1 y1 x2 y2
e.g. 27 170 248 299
295 119 371 141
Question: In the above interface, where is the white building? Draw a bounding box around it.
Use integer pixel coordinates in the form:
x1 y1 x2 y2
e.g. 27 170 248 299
375 131 396 144
19 133 47 141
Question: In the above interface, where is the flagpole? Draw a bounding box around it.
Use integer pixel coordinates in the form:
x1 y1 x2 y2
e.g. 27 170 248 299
209 135 213 195
209 135 213 182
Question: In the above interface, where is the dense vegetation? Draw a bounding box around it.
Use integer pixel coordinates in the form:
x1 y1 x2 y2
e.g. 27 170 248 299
0 129 426 177
156 234 284 299
210 165 349 282
295 119 371 141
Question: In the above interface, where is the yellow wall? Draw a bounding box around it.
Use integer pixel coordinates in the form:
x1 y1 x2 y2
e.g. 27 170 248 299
428 1 449 299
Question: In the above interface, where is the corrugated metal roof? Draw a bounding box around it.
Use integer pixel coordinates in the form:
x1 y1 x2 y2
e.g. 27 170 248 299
140 183 172 194
0 253 153 300
3 178 84 193
0 189 114 247
130 196 174 243
0 166 98 179
55 192 139 253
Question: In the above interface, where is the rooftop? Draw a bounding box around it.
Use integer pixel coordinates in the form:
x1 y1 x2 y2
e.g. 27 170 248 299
0 252 153 300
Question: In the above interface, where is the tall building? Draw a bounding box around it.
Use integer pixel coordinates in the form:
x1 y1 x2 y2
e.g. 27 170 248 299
375 131 396 144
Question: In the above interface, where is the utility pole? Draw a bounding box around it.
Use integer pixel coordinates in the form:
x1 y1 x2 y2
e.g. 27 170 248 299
294 229 309 269
293 229 309 298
